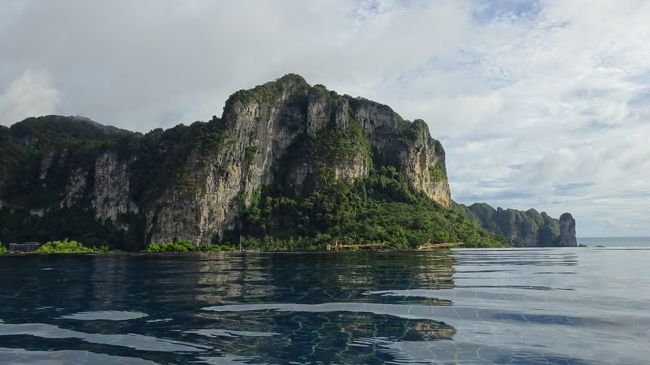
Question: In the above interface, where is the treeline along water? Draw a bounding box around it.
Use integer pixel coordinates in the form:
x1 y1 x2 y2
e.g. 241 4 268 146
0 248 648 364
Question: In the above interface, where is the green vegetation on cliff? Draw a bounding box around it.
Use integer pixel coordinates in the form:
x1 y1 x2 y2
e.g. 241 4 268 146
0 206 136 250
0 113 503 251
228 167 505 250
224 73 309 111
144 240 235 253
0 75 519 251
429 165 447 182
0 116 138 208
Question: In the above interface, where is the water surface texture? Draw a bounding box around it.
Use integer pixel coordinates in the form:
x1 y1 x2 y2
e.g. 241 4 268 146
0 248 648 364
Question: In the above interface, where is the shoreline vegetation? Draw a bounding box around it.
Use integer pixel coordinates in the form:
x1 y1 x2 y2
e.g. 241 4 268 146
0 238 477 255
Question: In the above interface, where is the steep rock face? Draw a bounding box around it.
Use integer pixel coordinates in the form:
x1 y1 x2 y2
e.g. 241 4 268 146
398 121 450 207
348 99 450 206
0 75 452 248
61 168 88 209
93 151 138 223
0 116 142 248
146 76 312 243
454 202 577 247
145 75 450 243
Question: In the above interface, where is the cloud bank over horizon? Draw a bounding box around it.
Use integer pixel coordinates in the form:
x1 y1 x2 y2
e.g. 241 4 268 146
1 0 649 236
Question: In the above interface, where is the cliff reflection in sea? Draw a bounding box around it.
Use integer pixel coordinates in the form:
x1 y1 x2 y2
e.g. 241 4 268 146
1 248 649 364
0 251 457 364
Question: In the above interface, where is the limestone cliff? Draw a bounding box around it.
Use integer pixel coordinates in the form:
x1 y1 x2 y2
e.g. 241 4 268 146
145 75 450 244
453 202 577 247
0 74 451 249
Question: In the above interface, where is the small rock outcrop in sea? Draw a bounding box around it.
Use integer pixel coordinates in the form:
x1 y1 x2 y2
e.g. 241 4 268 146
557 213 577 247
453 202 577 247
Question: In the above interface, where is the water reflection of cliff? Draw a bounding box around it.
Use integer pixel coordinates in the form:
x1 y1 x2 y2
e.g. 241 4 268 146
190 251 458 363
191 251 456 299
0 251 459 364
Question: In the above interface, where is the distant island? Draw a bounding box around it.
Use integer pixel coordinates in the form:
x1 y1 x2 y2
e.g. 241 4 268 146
0 74 575 252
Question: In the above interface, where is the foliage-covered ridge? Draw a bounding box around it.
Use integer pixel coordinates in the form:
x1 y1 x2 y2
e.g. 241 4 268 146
0 74 499 250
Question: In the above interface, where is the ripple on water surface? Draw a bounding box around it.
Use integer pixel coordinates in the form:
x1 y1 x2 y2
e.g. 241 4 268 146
0 249 648 364
59 310 149 321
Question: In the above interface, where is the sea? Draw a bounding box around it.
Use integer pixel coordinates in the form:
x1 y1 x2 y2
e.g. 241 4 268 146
0 244 649 364
578 236 650 248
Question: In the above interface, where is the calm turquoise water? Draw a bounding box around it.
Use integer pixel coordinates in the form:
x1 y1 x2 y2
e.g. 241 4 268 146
0 248 648 364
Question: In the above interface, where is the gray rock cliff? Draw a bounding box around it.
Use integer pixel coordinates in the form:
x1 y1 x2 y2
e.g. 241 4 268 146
0 74 451 248
145 75 451 243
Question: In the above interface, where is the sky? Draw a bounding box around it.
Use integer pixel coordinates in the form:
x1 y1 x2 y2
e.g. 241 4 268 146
1 0 649 237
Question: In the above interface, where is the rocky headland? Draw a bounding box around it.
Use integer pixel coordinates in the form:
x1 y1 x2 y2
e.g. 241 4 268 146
0 74 575 250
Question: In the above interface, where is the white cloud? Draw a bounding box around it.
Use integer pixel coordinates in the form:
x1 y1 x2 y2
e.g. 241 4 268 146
1 0 649 236
0 69 60 125
436 0 650 236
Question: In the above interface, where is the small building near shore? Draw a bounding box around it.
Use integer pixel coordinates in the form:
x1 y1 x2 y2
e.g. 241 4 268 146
8 242 42 252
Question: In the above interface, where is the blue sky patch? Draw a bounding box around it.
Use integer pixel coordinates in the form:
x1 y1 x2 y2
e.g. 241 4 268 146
472 0 542 24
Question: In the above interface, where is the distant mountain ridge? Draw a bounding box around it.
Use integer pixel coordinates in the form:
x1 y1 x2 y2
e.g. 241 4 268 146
454 202 577 247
